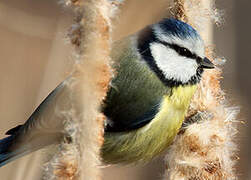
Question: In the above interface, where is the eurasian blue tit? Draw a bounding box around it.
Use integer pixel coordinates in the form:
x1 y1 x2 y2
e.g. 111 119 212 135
0 18 214 167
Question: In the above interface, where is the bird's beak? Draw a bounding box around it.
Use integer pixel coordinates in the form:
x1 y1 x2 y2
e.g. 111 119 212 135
200 57 214 69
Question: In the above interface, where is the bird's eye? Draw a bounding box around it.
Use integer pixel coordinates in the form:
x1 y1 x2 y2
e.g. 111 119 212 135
178 47 191 57
170 44 195 59
157 40 196 59
181 48 187 52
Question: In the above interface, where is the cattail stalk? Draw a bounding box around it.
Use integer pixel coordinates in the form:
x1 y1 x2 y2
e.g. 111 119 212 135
164 1 238 179
44 0 122 179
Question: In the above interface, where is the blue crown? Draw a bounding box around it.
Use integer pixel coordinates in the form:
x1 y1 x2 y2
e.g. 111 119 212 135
158 18 199 39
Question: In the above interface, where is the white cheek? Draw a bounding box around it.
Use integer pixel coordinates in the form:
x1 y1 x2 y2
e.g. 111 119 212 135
150 43 198 83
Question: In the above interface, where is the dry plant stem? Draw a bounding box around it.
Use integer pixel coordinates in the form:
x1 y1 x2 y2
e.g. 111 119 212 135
44 0 117 179
171 0 188 22
71 1 112 179
164 0 238 180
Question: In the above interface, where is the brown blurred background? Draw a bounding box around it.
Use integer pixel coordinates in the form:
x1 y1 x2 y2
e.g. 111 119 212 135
0 0 249 179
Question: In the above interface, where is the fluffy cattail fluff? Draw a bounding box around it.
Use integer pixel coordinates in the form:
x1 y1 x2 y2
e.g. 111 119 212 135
43 0 122 179
164 1 238 180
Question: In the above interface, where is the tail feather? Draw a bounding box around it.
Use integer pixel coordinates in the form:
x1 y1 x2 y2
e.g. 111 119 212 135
0 149 29 168
0 135 15 154
0 135 23 167
0 132 63 167
0 152 33 168
0 135 33 167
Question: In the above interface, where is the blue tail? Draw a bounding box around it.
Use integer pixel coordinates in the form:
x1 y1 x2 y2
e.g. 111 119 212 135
0 135 29 167
0 132 62 167
0 135 15 167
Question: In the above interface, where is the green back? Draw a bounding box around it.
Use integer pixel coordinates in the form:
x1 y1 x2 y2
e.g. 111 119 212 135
103 37 170 131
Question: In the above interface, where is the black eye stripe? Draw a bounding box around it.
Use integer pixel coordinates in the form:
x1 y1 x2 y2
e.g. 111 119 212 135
156 40 201 61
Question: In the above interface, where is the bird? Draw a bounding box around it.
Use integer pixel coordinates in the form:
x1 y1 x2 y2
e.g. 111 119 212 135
0 18 214 167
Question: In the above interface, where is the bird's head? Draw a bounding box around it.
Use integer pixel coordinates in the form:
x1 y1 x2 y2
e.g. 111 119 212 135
137 18 214 87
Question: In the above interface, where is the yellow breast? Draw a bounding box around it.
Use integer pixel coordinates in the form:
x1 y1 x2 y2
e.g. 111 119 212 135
145 85 197 140
102 85 197 164
152 85 198 132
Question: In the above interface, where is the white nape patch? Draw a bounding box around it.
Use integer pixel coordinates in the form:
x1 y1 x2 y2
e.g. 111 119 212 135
150 42 198 83
153 25 205 58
